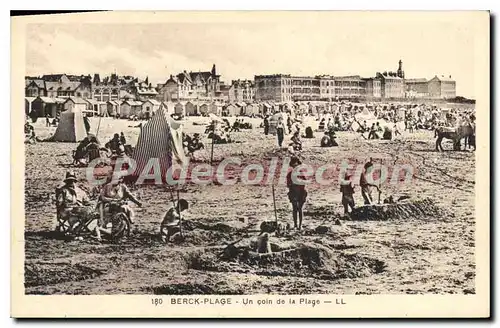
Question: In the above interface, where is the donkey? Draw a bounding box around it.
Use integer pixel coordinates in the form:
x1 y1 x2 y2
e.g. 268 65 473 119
435 124 475 151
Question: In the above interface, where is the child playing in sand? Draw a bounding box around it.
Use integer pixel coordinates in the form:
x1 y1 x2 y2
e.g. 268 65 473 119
160 199 189 243
340 173 355 216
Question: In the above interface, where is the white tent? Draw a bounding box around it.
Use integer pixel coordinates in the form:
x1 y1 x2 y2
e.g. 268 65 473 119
48 108 87 142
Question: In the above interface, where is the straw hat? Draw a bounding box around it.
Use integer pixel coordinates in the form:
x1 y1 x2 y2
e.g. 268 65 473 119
64 171 77 183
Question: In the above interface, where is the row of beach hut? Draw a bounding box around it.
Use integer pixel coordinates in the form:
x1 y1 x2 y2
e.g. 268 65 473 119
26 95 346 119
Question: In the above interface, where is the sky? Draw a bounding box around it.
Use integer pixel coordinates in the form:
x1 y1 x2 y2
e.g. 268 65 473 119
25 15 478 98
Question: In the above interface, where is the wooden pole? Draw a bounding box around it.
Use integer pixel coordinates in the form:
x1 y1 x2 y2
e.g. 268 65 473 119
95 114 103 139
177 188 183 238
271 183 278 224
210 120 215 165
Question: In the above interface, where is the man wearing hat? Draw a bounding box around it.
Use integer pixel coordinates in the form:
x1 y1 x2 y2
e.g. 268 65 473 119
55 171 91 233
160 199 189 243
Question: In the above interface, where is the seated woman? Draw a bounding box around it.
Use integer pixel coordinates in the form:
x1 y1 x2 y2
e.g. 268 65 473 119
382 126 393 140
105 133 121 153
96 173 142 241
73 137 91 166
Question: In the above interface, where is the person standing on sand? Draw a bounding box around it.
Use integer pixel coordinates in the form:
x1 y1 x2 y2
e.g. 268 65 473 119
286 156 308 230
340 173 355 215
359 160 380 205
120 132 127 146
263 115 270 135
276 116 285 148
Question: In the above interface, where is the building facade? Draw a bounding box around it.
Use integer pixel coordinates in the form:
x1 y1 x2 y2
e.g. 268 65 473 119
291 76 320 101
376 72 404 99
228 80 255 103
25 74 91 99
364 78 382 99
317 75 336 101
428 75 456 99
157 64 222 102
405 78 429 99
333 75 366 99
91 73 137 102
25 80 47 97
254 74 292 102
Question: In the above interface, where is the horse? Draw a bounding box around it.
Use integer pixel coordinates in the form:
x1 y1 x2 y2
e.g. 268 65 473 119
435 124 475 151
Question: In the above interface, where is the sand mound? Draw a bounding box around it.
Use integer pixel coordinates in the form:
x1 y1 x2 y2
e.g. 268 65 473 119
186 243 386 281
25 262 105 288
350 198 447 221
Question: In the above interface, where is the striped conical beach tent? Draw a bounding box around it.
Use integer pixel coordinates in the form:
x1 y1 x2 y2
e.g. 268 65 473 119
128 104 186 184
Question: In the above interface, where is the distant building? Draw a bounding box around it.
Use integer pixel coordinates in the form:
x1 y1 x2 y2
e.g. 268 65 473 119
291 76 320 101
217 83 231 102
428 75 456 99
228 80 255 103
364 77 382 99
25 79 47 97
333 75 365 99
405 78 429 99
254 74 292 102
92 73 137 102
396 59 405 79
26 74 91 99
255 74 367 102
317 75 336 101
157 64 222 102
129 78 158 101
376 72 404 99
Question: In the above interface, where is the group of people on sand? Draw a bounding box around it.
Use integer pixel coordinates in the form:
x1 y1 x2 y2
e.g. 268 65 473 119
73 132 129 166
55 169 142 242
285 156 381 230
56 154 381 242
55 168 192 243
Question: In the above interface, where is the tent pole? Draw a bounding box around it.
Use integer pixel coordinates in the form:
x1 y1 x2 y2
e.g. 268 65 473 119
210 121 215 165
272 183 278 224
95 114 103 139
177 188 183 238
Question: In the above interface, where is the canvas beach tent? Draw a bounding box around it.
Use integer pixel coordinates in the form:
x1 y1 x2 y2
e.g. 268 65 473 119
47 107 88 142
128 105 187 184
351 107 379 132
